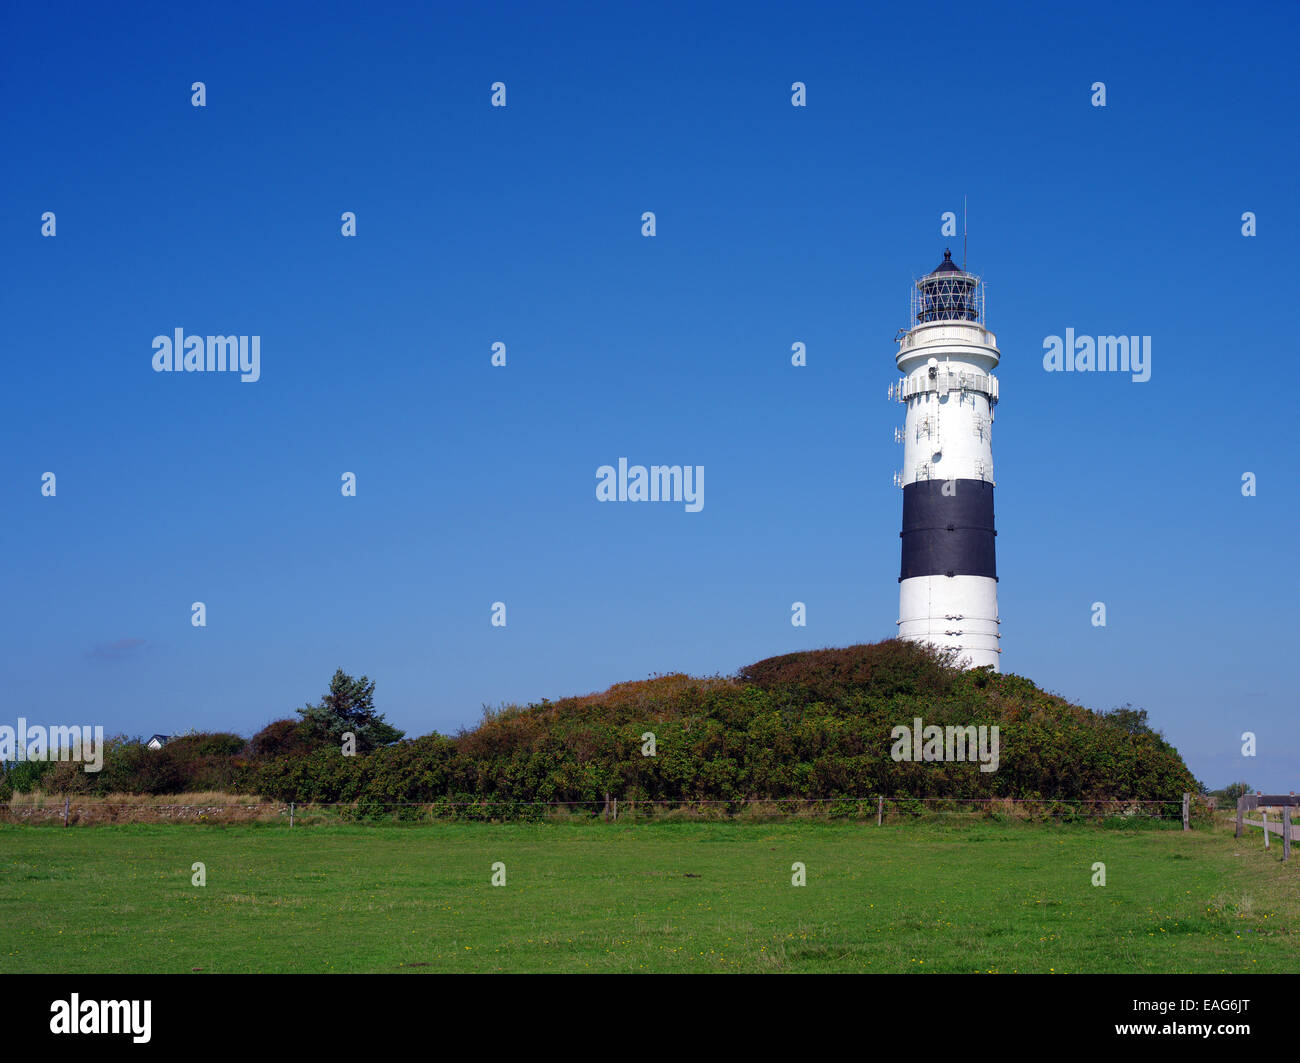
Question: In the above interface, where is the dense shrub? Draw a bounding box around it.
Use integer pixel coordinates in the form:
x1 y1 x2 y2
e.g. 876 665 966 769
247 719 319 759
4 758 55 794
738 639 959 703
172 732 246 758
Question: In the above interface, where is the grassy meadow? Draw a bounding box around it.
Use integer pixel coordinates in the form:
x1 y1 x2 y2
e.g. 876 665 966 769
1 818 1295 973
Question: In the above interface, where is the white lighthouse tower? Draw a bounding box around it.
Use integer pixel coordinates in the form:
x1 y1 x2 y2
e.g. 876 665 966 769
890 249 1001 670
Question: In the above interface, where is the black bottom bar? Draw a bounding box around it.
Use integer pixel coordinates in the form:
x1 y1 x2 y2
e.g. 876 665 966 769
7 973 1296 1051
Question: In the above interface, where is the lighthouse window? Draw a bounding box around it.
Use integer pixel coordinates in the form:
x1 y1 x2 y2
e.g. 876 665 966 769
916 277 981 323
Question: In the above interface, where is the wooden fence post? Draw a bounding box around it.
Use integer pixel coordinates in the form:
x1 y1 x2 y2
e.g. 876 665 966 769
63 796 70 828
1235 796 1244 838
1182 792 1190 831
612 797 618 821
1262 809 1270 850
1284 807 1292 863
289 802 295 828
877 795 883 826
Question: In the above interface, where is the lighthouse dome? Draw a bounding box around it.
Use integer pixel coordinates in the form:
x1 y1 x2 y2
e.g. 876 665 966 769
930 249 962 274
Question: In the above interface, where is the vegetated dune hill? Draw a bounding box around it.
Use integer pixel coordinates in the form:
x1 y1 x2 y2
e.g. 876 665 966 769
430 639 1199 805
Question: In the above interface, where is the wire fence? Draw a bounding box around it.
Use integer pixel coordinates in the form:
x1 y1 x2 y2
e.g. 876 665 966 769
0 794 1202 827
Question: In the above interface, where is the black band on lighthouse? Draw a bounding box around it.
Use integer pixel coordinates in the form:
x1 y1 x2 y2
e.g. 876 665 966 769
899 479 997 580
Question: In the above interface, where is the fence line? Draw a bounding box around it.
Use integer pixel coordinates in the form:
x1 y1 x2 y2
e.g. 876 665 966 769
2 795 1187 808
1235 792 1297 862
1 793 1198 826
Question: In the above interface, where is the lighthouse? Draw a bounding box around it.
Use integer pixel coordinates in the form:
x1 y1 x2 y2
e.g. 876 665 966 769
890 249 1001 670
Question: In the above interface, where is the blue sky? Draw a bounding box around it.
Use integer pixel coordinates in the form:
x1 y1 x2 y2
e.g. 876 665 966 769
3 0 1296 790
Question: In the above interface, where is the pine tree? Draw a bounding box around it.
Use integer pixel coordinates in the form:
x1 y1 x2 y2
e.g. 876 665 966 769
297 669 405 752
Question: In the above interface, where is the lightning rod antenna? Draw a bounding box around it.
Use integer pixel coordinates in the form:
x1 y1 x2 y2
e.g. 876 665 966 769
962 195 967 272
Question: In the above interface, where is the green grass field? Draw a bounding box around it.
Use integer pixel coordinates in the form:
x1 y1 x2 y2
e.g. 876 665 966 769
1 819 1295 973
